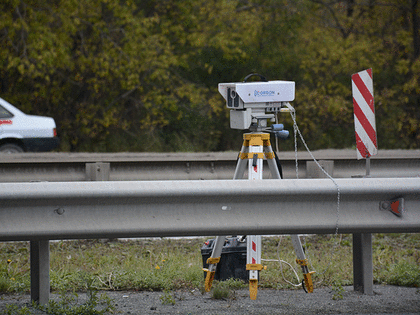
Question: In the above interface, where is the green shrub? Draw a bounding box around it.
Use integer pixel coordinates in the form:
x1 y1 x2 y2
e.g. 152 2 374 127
39 290 114 315
160 290 176 305
211 283 232 300
388 262 420 287
1 304 31 315
211 279 246 300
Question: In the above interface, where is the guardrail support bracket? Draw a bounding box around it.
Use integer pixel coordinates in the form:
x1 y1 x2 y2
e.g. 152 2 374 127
85 162 110 181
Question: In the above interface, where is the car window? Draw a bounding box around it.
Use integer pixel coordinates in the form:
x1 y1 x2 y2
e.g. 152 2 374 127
0 105 13 119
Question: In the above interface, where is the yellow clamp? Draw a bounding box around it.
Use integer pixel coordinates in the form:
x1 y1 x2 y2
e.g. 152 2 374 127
238 152 248 160
249 153 265 159
296 259 309 266
239 152 276 160
206 257 220 265
239 152 263 160
265 152 275 160
246 263 265 271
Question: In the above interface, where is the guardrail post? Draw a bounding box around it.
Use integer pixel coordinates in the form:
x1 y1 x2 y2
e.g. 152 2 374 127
306 160 334 178
85 162 110 181
353 233 373 295
30 240 50 305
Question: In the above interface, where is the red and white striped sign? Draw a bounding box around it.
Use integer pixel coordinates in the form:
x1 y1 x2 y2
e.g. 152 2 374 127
352 68 377 159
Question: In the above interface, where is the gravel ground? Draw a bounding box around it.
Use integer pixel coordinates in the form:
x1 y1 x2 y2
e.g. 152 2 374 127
1 285 419 314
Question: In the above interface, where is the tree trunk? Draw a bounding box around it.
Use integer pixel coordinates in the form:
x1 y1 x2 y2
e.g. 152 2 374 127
412 0 420 59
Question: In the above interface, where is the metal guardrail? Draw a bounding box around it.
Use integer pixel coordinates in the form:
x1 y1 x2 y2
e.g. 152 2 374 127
0 149 419 182
1 178 419 241
1 155 419 304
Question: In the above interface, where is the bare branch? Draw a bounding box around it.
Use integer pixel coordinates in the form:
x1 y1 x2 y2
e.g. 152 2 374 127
310 0 350 37
15 4 28 59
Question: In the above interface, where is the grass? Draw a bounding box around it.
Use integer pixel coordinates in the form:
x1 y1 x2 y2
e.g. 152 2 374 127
211 278 246 300
1 290 114 315
37 290 114 315
0 234 419 296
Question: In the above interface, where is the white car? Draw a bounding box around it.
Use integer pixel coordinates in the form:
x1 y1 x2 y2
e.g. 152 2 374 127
0 97 59 153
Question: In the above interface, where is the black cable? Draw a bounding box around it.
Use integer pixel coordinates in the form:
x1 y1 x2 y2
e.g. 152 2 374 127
273 151 284 179
243 73 268 82
302 279 308 293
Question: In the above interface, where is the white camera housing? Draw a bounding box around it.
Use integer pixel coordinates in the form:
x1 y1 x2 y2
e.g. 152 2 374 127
218 80 295 129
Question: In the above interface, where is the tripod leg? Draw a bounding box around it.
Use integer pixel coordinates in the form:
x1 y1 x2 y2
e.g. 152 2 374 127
291 235 315 293
246 235 262 300
233 145 248 179
264 144 281 179
264 140 314 291
203 142 249 292
246 136 264 299
203 236 225 292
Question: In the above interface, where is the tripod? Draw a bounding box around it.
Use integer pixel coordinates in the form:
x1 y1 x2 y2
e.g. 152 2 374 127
203 131 314 300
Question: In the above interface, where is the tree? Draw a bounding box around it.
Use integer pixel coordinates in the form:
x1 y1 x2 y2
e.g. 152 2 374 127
1 0 418 151
295 0 420 149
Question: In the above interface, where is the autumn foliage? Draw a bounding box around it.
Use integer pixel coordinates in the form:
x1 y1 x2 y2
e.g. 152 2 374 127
1 0 419 152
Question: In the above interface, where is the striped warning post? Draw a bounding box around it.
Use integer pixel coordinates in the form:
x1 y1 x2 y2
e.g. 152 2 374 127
352 69 377 159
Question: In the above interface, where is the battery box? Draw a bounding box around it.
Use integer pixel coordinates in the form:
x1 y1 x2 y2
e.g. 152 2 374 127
201 236 248 282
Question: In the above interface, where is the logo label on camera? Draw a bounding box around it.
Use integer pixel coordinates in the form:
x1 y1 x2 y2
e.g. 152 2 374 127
254 90 275 97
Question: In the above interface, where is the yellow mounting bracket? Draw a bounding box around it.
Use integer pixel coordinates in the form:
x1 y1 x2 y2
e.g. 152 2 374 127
296 259 309 266
303 271 315 293
296 258 315 293
203 256 221 292
203 269 215 292
249 279 258 300
246 263 266 300
207 257 220 264
246 263 264 271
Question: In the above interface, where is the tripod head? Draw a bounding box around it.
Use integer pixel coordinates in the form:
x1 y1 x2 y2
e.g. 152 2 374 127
218 74 295 133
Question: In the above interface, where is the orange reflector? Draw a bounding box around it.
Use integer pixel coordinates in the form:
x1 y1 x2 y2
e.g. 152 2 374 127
390 199 403 217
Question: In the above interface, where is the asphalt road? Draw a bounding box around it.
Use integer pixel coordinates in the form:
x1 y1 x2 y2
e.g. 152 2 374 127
1 285 419 314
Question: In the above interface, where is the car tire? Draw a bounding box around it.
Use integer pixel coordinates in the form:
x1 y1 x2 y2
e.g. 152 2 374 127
0 143 24 153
